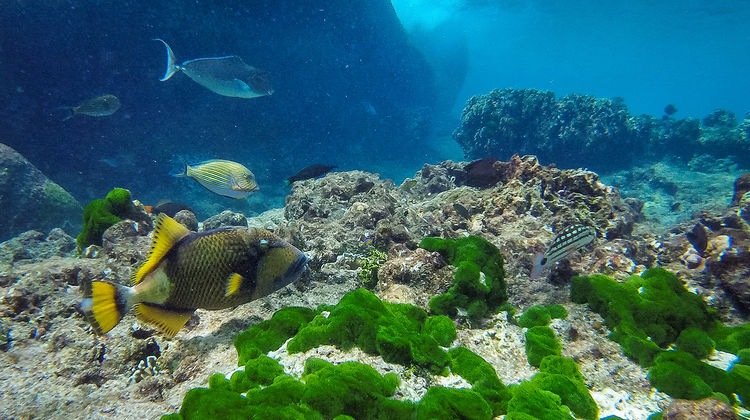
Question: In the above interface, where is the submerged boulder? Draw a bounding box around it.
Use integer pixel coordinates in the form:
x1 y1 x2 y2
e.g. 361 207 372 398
0 143 82 241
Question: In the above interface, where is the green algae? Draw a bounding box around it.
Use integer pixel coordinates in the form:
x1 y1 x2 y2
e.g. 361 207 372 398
285 288 453 374
571 267 717 366
419 236 507 320
75 187 134 251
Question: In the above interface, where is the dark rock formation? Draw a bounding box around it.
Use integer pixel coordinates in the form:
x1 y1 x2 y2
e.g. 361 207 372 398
0 143 82 241
454 89 750 171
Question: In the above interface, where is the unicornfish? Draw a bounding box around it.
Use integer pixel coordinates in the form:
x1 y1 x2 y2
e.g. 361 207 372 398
80 214 308 337
60 94 121 121
154 38 273 98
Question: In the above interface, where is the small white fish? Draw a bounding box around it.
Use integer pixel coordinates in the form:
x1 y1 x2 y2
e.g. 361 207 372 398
154 38 273 98
531 224 596 279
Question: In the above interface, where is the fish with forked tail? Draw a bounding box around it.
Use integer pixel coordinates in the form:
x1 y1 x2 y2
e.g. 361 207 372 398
60 94 120 121
531 224 596 279
154 38 273 98
80 214 308 337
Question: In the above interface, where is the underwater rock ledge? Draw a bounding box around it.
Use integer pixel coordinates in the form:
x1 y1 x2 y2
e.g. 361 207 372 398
0 156 747 419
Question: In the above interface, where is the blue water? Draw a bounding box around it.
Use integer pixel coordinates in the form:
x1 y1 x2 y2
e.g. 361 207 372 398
394 0 750 118
1 1 749 222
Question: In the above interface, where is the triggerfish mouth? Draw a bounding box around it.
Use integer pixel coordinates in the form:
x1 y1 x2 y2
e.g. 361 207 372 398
154 38 273 98
531 224 596 279
80 214 308 337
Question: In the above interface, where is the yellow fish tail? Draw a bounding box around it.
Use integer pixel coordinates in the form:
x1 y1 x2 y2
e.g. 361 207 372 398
80 280 133 335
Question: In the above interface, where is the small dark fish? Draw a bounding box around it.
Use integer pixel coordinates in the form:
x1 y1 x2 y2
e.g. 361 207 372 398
686 223 708 257
453 203 470 219
531 224 596 279
60 94 121 121
285 164 337 185
148 200 192 218
664 104 678 115
465 157 500 188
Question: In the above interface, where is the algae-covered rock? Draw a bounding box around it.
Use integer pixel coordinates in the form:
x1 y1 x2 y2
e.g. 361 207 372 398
0 143 82 241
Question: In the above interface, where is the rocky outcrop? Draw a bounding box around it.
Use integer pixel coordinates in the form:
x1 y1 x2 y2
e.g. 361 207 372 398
454 89 750 171
0 143 82 241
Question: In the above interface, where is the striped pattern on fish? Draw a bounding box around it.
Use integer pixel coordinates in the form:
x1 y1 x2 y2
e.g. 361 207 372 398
531 224 596 279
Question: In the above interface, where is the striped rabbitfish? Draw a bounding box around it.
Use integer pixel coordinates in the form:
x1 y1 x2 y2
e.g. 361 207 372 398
80 214 308 338
180 159 259 199
530 224 596 279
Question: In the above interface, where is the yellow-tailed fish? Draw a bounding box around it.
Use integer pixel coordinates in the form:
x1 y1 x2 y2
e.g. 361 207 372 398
80 214 307 338
178 159 259 199
60 94 121 121
531 224 596 279
154 38 273 98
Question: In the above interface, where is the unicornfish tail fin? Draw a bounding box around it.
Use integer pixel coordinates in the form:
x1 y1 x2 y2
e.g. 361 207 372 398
80 280 134 335
133 303 194 338
153 38 180 82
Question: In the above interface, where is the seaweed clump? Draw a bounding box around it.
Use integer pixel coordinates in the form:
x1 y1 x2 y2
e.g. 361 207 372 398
284 288 455 374
420 236 507 320
166 288 518 420
572 267 750 406
75 187 135 251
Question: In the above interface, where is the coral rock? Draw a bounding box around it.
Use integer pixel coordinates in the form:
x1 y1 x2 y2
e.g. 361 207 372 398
663 398 737 420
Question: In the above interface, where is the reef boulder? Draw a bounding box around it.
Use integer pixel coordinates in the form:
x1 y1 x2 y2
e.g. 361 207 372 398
0 143 82 241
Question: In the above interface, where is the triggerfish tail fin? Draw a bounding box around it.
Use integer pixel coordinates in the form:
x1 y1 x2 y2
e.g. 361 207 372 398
530 252 546 279
133 214 190 284
133 303 194 338
153 38 180 82
80 280 134 335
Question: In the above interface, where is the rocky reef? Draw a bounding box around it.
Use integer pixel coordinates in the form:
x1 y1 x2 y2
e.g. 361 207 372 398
0 143 82 242
454 88 750 170
0 158 749 419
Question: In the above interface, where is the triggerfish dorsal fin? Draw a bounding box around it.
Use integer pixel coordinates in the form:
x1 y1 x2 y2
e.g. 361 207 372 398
133 214 190 284
224 273 245 297
133 303 194 338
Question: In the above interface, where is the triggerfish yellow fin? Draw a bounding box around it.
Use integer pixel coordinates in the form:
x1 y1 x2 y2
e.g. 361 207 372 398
80 279 135 335
224 273 245 297
133 303 194 338
133 213 190 284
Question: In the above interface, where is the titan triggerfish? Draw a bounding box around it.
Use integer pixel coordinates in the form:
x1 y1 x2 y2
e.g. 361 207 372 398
80 214 307 337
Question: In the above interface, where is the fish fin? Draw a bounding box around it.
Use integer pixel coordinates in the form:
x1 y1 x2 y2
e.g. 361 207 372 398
229 173 241 191
530 252 546 279
133 214 190 284
57 106 76 121
80 280 133 335
284 179 291 186
224 273 244 297
153 38 180 81
173 161 189 178
133 303 193 338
